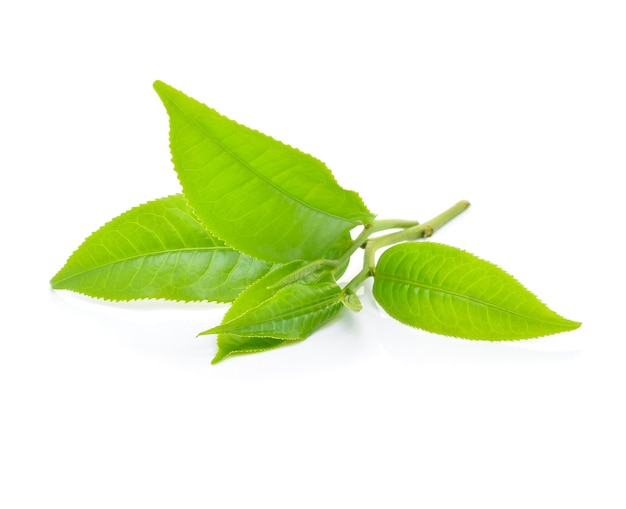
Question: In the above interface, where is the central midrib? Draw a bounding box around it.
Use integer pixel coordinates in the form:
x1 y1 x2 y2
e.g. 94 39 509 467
52 246 234 284
167 90 365 225
375 271 568 327
219 293 341 338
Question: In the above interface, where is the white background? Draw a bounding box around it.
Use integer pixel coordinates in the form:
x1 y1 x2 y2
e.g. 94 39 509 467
1 1 624 507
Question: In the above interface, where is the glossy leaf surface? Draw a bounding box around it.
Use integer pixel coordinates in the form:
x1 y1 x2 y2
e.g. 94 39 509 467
210 262 339 363
211 262 304 363
203 282 343 340
153 80 375 263
51 195 272 302
373 242 581 340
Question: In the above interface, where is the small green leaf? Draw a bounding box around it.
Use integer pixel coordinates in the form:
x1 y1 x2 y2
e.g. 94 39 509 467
203 281 343 340
211 260 341 363
373 242 581 340
153 80 375 263
211 262 305 363
211 336 290 364
342 289 363 311
50 195 272 302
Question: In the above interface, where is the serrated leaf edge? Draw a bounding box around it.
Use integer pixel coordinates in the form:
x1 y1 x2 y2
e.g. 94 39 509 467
211 338 290 364
50 194 272 303
374 241 581 340
153 80 375 228
201 282 343 339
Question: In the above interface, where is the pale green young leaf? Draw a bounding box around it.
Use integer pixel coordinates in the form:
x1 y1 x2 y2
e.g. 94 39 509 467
212 336 290 365
51 195 272 302
212 261 307 363
211 262 340 363
373 242 581 340
202 282 343 340
153 80 375 263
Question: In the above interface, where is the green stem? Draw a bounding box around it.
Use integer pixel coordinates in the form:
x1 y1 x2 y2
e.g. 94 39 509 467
268 259 338 289
369 218 420 234
333 224 373 271
342 200 470 297
333 219 420 273
343 266 373 295
367 200 470 252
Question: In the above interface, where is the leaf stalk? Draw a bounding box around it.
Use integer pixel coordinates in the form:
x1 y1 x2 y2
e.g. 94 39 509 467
341 200 470 300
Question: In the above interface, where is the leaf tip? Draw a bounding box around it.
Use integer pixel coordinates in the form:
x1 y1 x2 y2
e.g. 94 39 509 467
547 314 582 336
211 350 228 364
152 79 168 94
49 274 60 289
565 319 582 332
153 80 179 106
49 268 69 290
197 326 219 337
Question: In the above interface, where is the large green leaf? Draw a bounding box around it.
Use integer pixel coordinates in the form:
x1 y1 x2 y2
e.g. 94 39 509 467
153 80 375 263
50 195 272 302
373 242 581 340
202 281 343 340
210 261 338 363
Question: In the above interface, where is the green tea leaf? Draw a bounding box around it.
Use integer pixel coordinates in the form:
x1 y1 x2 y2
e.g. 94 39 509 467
210 262 340 362
153 80 375 263
50 195 272 302
212 336 290 365
211 261 308 363
202 281 343 340
342 289 363 312
373 242 581 340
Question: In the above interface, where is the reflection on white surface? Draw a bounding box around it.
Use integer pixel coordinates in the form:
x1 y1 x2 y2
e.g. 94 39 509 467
49 279 582 383
374 304 582 367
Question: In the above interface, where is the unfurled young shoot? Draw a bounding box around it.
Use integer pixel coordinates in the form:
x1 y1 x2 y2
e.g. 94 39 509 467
51 81 581 363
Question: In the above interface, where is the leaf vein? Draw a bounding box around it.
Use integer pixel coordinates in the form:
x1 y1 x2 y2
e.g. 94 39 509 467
376 272 569 327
